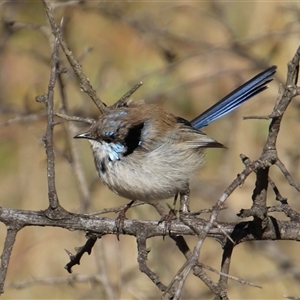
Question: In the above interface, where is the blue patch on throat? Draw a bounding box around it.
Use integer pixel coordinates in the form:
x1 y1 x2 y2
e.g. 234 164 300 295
102 142 125 161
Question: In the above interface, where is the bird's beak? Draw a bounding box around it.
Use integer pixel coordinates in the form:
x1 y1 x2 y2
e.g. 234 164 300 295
74 132 91 139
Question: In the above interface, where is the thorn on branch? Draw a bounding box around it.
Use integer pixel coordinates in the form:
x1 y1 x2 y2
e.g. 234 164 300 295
36 94 48 103
57 66 67 74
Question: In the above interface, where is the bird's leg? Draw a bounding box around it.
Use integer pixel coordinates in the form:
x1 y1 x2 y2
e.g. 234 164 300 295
115 199 135 240
173 193 179 208
179 187 190 214
158 193 179 235
158 186 191 235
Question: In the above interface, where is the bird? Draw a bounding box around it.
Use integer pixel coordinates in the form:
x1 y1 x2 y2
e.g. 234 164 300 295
75 66 277 226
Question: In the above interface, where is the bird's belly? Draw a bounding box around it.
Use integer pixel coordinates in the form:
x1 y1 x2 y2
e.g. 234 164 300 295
91 141 204 202
98 158 190 202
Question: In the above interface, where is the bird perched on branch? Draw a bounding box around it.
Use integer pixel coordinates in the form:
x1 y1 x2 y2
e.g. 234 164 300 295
75 66 277 228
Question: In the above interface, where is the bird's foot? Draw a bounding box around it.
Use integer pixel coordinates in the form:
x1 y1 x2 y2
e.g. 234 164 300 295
115 200 135 240
158 207 177 236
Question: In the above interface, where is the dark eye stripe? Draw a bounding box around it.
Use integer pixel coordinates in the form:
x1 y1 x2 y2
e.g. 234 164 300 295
123 123 144 156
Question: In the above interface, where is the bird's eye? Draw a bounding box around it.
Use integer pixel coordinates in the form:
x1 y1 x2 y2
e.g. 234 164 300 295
105 131 115 138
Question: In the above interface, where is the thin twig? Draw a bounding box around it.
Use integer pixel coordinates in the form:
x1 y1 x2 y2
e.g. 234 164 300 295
41 36 60 210
200 262 261 289
7 274 107 289
42 0 107 113
113 81 143 108
55 113 95 124
88 201 146 216
276 159 300 193
0 228 19 295
0 112 46 127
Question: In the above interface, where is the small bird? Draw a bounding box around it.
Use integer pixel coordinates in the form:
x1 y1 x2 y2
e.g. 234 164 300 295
75 66 276 219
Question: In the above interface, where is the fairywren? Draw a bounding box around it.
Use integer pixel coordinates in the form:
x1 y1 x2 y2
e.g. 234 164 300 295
75 66 276 213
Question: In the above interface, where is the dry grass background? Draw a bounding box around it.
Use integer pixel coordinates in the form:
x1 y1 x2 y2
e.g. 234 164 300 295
0 1 300 299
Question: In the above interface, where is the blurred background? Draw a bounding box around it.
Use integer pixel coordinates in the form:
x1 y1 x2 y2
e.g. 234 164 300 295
1 1 300 299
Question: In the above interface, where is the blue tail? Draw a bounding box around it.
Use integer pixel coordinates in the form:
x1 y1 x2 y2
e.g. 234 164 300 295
190 66 277 129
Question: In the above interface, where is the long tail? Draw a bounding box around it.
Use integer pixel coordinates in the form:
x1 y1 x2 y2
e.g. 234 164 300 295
190 66 277 129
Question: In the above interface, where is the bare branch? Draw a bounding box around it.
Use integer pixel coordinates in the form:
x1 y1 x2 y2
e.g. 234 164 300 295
55 113 95 124
0 229 19 295
42 0 107 113
40 36 61 210
0 112 46 127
